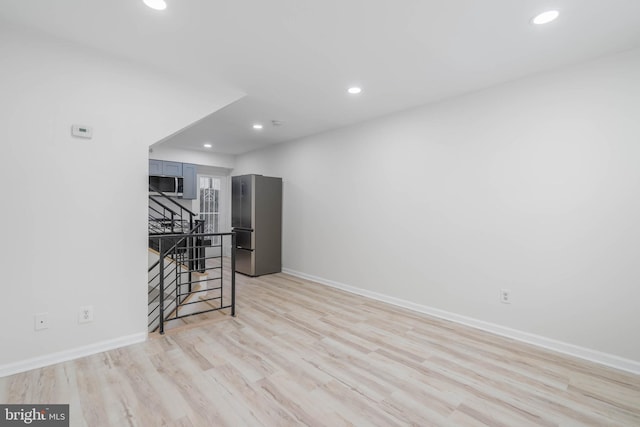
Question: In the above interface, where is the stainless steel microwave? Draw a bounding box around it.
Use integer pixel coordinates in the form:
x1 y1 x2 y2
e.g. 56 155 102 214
149 175 183 197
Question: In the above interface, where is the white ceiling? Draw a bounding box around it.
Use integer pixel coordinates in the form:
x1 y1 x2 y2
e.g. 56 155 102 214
2 0 640 155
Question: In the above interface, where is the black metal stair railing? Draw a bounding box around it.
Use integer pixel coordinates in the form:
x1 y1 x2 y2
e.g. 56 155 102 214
148 185 235 333
149 184 196 249
148 229 236 333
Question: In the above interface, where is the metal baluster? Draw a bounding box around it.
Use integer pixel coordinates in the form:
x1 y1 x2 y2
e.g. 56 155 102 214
231 232 236 317
158 238 165 334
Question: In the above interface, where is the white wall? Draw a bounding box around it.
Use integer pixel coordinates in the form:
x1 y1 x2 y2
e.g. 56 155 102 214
235 49 640 367
0 23 242 374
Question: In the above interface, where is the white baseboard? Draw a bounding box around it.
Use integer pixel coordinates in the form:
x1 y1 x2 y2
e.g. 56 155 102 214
0 332 147 378
282 268 640 375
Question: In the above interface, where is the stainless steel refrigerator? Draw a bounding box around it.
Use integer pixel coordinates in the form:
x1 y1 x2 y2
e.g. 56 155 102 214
232 174 282 276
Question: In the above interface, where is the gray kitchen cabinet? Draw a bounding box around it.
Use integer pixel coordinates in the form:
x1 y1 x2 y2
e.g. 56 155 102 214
149 159 182 177
149 159 162 175
181 163 197 200
162 161 183 177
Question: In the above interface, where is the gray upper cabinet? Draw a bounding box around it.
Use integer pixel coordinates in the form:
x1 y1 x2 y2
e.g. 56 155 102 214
149 159 182 177
181 163 197 200
149 159 162 175
162 161 183 177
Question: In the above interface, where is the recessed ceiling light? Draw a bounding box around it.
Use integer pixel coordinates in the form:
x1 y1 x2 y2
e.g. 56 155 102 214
347 87 362 95
203 143 212 148
253 124 263 130
532 10 559 25
143 0 167 11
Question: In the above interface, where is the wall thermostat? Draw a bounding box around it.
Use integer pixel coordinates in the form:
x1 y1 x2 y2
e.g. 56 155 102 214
72 124 93 139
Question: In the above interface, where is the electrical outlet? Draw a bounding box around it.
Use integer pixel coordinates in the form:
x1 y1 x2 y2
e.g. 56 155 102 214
500 289 511 304
34 313 49 331
78 305 94 324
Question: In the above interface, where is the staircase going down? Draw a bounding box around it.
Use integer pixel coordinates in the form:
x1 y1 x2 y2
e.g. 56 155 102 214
148 185 236 334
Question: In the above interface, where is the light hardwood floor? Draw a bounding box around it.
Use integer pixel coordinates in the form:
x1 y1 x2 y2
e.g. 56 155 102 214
1 273 639 426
